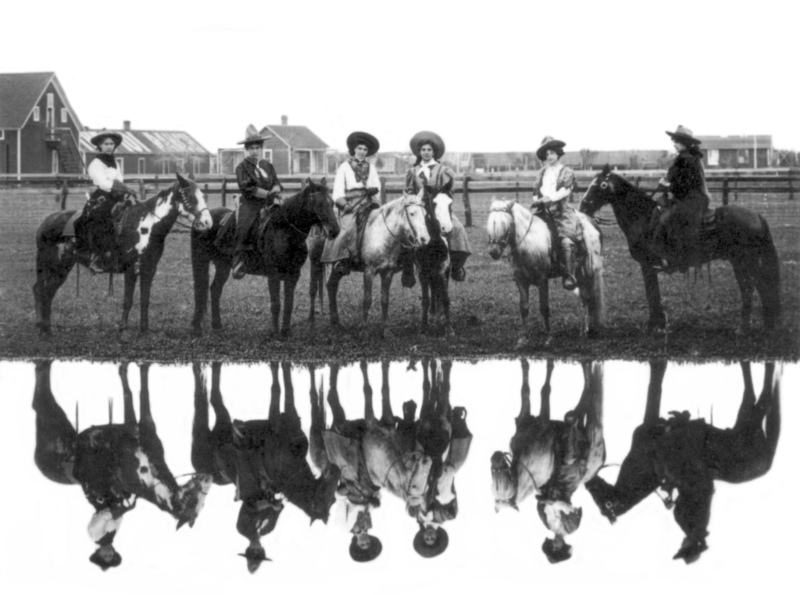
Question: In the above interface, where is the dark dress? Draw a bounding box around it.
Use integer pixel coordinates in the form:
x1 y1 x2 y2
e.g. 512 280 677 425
234 158 282 253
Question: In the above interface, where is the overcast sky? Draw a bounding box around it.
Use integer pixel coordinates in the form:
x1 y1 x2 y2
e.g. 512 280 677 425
3 0 797 153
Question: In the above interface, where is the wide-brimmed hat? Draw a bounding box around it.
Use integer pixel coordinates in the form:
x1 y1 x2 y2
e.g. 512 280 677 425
238 547 271 562
666 125 701 146
90 130 123 149
410 131 445 160
542 538 572 564
349 535 382 562
536 136 566 161
237 124 273 146
413 525 449 558
89 549 122 571
347 131 380 156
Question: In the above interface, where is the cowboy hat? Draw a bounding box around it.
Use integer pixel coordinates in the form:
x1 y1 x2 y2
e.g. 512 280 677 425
347 131 380 156
237 124 273 146
89 548 122 571
410 131 445 160
541 537 572 564
665 125 701 146
238 547 272 562
536 136 566 161
349 534 382 562
90 130 123 149
413 525 449 558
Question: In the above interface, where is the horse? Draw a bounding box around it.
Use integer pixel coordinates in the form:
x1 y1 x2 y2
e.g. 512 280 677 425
190 179 339 337
486 199 605 349
325 192 431 338
579 165 781 334
33 173 212 335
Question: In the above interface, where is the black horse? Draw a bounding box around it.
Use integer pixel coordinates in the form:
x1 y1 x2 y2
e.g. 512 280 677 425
33 173 213 335
579 165 780 334
190 179 339 336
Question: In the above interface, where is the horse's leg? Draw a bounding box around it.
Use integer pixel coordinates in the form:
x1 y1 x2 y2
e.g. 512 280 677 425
282 362 298 421
267 361 281 420
119 267 137 332
514 275 531 350
731 259 755 336
362 270 375 333
280 274 299 337
327 364 346 426
540 359 554 420
516 358 531 425
735 362 757 430
641 266 667 333
191 239 210 335
138 258 159 334
539 279 552 347
267 276 281 336
33 360 78 484
191 362 216 475
420 271 431 335
118 362 136 426
361 360 376 422
309 256 322 325
644 361 667 427
210 258 231 331
327 266 345 328
438 271 454 338
380 360 395 425
34 245 73 336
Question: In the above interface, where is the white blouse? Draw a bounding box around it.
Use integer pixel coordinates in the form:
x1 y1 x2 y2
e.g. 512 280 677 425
333 160 380 202
541 163 570 202
88 157 124 192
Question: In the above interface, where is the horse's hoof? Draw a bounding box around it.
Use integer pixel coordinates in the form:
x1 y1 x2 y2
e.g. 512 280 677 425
515 337 530 351
280 329 291 339
542 336 552 348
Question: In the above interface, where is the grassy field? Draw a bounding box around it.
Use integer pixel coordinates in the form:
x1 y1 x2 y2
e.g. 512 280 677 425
0 187 797 362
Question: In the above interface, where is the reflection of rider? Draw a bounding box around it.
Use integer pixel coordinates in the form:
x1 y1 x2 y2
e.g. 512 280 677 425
232 124 283 280
320 131 381 275
402 131 472 287
652 125 710 270
76 131 139 272
530 136 581 290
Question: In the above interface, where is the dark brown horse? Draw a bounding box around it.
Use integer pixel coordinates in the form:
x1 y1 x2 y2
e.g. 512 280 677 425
33 173 213 335
190 179 339 337
579 165 781 334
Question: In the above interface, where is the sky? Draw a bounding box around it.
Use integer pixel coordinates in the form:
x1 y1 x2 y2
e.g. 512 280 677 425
2 0 798 155
0 359 797 594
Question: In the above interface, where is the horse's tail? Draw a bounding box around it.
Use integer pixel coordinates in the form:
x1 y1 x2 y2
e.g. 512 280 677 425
754 216 781 329
580 216 606 332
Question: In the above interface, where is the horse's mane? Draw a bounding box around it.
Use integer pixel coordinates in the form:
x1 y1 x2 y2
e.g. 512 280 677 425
487 200 550 255
607 173 657 218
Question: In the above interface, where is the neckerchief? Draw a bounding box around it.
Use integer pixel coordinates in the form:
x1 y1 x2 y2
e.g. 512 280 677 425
349 158 370 184
96 153 117 168
247 156 270 181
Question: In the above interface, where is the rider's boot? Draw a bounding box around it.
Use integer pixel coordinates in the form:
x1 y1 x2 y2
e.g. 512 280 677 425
400 250 416 288
559 239 578 290
231 251 247 280
450 251 468 282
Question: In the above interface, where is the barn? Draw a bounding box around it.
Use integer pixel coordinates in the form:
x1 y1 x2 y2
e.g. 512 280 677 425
697 135 772 168
80 121 212 177
0 72 84 176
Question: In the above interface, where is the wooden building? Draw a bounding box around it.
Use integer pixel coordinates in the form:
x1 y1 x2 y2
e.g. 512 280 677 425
0 72 84 176
697 135 772 168
80 122 212 177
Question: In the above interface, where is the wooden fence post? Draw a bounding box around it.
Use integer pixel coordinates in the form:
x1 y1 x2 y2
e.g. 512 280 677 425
138 179 145 200
204 183 209 204
221 179 227 208
462 176 472 227
789 176 794 201
154 175 159 191
722 178 729 205
60 181 68 210
380 177 387 205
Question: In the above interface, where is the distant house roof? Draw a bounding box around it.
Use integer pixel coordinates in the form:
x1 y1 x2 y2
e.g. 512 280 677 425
697 135 772 150
80 129 211 155
262 125 328 149
0 72 83 129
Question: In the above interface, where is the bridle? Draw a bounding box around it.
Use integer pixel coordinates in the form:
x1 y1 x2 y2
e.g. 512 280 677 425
487 203 535 256
492 451 540 504
136 183 209 231
381 197 426 249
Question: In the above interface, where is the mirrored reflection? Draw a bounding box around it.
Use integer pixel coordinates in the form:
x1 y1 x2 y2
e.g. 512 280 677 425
6 358 796 579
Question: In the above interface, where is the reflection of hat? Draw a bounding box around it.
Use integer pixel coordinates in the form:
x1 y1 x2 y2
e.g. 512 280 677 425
347 131 380 156
349 535 382 562
542 538 572 564
89 549 122 571
237 124 273 146
90 130 123 149
410 131 445 160
413 525 449 558
666 125 701 146
239 546 271 573
536 136 566 161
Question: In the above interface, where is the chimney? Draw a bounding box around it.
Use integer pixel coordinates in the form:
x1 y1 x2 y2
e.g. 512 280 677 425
281 115 288 126
123 120 131 131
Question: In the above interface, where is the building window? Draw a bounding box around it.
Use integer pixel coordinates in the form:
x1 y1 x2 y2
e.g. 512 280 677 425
737 149 749 165
33 106 40 122
61 108 68 124
116 158 124 174
293 150 311 174
47 93 54 108
138 158 145 174
176 159 185 173
52 151 59 174
162 160 168 175
0 130 4 140
262 149 273 162
193 158 201 175
707 149 719 167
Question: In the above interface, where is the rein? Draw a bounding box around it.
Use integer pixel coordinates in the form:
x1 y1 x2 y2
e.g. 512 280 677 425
488 207 536 255
133 185 208 231
381 200 423 249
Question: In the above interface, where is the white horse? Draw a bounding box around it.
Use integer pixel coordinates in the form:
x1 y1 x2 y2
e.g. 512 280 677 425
327 192 431 338
486 199 605 348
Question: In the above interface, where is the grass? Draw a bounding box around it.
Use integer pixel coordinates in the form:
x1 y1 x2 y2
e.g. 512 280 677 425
0 189 797 362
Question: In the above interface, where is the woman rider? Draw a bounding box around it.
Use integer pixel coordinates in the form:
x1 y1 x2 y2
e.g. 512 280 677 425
403 131 472 287
653 125 711 270
320 131 381 275
232 125 283 279
76 130 138 272
530 136 580 290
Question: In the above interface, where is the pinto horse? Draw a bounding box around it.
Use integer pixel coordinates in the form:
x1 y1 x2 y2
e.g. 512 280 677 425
325 193 431 338
486 199 605 348
579 165 781 334
190 179 339 337
33 173 213 335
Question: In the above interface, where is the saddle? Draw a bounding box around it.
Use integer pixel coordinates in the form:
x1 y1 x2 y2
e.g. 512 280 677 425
74 197 136 274
213 211 236 254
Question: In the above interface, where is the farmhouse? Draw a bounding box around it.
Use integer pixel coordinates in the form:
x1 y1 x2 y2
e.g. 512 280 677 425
80 121 213 177
218 116 328 176
0 72 84 175
697 135 772 168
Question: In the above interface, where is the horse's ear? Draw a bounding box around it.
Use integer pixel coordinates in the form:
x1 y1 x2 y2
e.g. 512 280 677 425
508 198 517 206
319 177 328 188
601 163 611 176
176 172 188 186
187 172 196 182
304 177 312 187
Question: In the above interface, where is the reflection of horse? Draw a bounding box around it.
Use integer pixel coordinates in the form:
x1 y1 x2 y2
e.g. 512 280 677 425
33 361 211 569
486 199 605 349
585 361 782 564
490 359 604 563
190 179 339 336
34 173 213 335
325 193 431 338
579 166 781 334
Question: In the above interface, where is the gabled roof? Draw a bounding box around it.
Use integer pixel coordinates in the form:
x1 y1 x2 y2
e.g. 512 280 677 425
263 125 328 149
697 135 772 150
80 129 211 155
0 72 55 128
